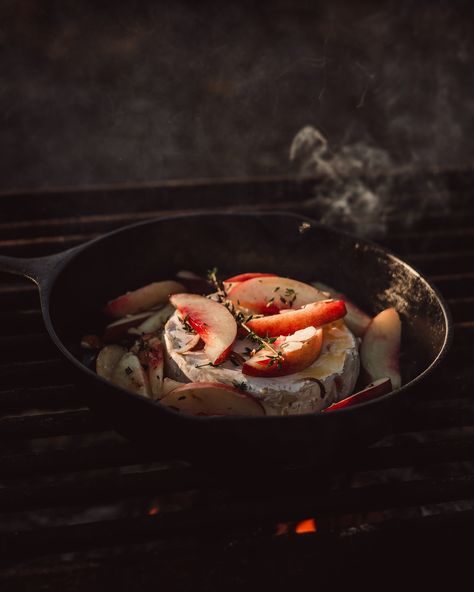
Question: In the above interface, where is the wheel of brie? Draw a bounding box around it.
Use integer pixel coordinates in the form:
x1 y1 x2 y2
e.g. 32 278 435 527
163 311 359 415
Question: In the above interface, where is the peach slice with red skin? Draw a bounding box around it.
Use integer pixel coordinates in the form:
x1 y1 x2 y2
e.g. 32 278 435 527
169 293 237 365
227 276 325 315
224 272 277 283
322 377 393 412
312 281 371 337
105 280 185 318
360 307 402 389
245 300 346 337
242 326 323 377
160 382 265 416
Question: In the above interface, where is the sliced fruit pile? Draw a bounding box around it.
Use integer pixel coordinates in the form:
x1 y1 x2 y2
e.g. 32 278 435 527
81 270 402 416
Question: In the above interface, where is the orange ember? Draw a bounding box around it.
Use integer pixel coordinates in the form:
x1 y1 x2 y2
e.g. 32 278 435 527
148 505 160 516
295 518 317 534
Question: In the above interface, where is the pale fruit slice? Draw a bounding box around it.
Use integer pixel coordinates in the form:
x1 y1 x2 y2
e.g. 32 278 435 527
322 377 393 412
169 293 237 365
131 304 175 335
160 382 265 416
162 377 184 397
105 280 185 318
242 326 323 377
139 336 164 400
224 272 277 283
110 352 150 397
103 312 153 342
96 345 127 380
312 281 371 337
227 276 325 315
245 300 346 337
360 308 402 389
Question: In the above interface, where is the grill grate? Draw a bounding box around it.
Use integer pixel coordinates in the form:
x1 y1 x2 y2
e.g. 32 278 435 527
0 172 473 586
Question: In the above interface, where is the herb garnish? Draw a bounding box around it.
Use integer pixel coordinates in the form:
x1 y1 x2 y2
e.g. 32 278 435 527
206 268 284 366
207 267 227 302
196 361 224 369
181 314 196 334
284 288 297 307
232 380 248 391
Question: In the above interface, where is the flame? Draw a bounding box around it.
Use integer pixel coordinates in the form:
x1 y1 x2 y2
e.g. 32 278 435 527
148 505 160 516
295 518 317 534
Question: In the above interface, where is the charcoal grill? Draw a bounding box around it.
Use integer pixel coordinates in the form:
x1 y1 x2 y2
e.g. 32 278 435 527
1 172 473 587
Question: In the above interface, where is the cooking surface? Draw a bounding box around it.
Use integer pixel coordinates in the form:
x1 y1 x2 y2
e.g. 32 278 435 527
0 173 473 587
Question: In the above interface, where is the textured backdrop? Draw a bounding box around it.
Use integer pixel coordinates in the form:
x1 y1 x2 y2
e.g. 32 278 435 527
1 0 473 191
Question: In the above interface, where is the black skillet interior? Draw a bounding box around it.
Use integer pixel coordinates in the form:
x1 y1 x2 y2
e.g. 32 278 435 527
45 212 450 467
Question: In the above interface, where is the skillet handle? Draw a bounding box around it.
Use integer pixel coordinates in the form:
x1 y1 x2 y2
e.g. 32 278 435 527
0 246 82 286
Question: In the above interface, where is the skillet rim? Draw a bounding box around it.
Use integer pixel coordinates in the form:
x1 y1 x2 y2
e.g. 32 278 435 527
38 209 453 424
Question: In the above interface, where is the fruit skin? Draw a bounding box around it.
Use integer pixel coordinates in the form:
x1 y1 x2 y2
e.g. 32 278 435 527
312 281 371 337
360 307 402 389
160 381 265 416
105 280 185 318
245 300 346 337
242 327 323 378
227 276 325 315
169 293 237 365
322 377 392 412
224 272 277 283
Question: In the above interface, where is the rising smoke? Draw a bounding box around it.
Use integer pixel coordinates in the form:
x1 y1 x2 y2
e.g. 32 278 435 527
290 125 451 238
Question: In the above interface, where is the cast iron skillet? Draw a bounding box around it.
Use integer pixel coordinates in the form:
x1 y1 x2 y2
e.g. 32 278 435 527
0 211 452 468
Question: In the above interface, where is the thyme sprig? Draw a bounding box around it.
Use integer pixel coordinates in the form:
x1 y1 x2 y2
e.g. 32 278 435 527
207 267 227 302
240 322 282 360
181 314 196 334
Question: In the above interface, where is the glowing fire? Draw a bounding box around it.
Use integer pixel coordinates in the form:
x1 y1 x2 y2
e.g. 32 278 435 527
295 518 317 534
275 518 317 535
148 505 160 516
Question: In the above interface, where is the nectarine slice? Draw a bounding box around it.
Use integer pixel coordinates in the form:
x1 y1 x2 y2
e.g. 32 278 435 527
228 276 326 315
245 300 346 337
360 308 401 389
322 377 393 412
138 335 164 400
224 272 277 283
105 280 185 318
312 281 371 337
160 382 265 416
110 352 150 397
242 326 323 377
170 293 237 365
96 344 127 380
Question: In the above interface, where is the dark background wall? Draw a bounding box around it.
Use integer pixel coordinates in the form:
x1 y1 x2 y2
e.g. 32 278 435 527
1 0 473 191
